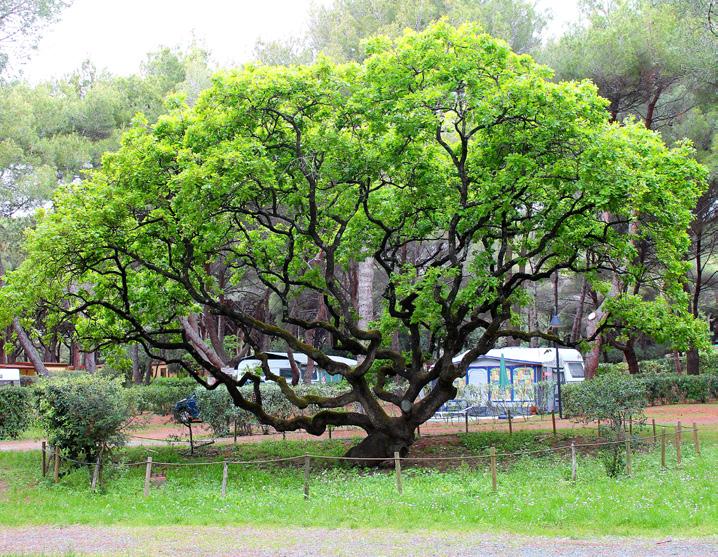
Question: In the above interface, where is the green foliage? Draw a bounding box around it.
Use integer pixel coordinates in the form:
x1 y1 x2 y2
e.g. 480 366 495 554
0 22 708 440
641 373 718 405
131 377 196 415
34 374 132 460
0 386 33 439
563 374 647 432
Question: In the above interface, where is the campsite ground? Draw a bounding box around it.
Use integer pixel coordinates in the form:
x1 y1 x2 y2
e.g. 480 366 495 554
1 405 717 555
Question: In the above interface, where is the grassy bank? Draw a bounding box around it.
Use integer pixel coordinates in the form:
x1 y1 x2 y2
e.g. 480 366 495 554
0 429 715 537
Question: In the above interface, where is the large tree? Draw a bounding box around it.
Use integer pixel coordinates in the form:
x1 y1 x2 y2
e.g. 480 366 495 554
3 23 706 458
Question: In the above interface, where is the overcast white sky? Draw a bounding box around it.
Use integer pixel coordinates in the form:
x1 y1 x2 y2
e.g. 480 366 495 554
21 0 581 82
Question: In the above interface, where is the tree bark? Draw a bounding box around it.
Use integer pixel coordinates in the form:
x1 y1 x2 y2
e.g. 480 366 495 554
130 344 143 384
686 348 700 376
84 351 97 373
356 257 374 330
286 347 302 386
673 351 683 375
12 317 49 377
623 338 640 375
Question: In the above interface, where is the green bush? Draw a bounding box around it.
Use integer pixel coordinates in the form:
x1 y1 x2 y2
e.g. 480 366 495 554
595 362 628 376
35 375 132 461
0 387 33 439
132 377 197 414
563 374 646 432
640 373 718 404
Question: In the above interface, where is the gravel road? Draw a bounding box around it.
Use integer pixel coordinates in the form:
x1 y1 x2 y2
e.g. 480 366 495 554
1 526 716 557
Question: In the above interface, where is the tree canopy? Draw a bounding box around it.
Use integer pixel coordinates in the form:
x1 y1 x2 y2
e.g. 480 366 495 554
2 23 707 457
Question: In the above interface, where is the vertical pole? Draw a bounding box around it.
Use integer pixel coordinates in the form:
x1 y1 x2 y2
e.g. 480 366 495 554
91 455 101 491
597 419 600 438
328 426 333 440
41 441 47 477
465 410 469 433
692 423 700 456
571 442 577 481
233 418 238 444
221 460 228 498
143 456 153 497
508 410 513 435
416 425 421 439
676 422 682 466
53 447 60 484
188 424 194 456
490 446 497 492
625 438 632 476
282 431 286 441
394 451 403 495
551 411 557 437
660 430 666 468
652 419 657 445
303 455 311 500
629 417 633 436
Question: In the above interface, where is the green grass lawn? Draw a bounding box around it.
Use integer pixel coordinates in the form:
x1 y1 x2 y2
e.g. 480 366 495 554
1 429 716 537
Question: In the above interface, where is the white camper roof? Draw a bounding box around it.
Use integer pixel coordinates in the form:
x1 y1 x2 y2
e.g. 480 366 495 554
236 352 357 372
452 347 583 366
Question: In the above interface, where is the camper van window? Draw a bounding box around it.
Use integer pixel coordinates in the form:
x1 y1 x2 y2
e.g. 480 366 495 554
567 362 585 378
279 368 293 379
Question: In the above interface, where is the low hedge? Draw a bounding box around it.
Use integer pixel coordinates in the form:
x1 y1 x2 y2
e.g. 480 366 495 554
641 373 718 405
0 386 33 439
130 377 197 414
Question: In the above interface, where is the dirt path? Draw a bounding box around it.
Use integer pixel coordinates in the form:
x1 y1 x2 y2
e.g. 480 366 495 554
0 526 716 557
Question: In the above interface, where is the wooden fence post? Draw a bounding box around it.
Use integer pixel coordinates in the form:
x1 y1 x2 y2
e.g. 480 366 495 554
652 419 657 445
571 442 577 481
597 419 600 438
464 410 469 433
661 430 666 468
328 426 333 440
221 460 228 497
53 447 60 484
490 446 497 492
692 423 700 456
507 410 513 435
41 441 47 477
394 451 403 495
143 456 153 497
416 425 421 439
675 422 682 466
303 455 311 500
629 417 633 436
233 418 238 444
625 438 632 476
571 441 578 482
91 455 101 491
551 411 557 437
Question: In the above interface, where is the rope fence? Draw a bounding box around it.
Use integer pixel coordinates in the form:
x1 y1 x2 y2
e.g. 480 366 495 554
39 419 708 499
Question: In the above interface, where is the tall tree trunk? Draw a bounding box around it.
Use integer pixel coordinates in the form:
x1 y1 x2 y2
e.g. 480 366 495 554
623 338 640 375
673 351 683 374
571 277 588 343
144 359 153 385
130 344 143 384
686 348 700 376
70 341 82 368
357 257 374 330
12 317 49 377
84 351 97 373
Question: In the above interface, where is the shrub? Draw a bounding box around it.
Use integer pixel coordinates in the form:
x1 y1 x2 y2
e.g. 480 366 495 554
595 362 628 376
194 386 252 437
563 374 646 432
640 373 718 404
35 375 132 461
0 387 33 439
195 382 351 437
133 377 197 414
